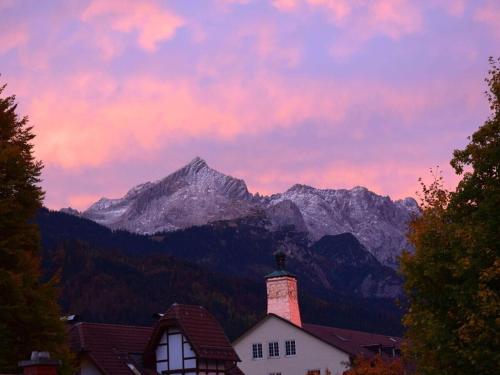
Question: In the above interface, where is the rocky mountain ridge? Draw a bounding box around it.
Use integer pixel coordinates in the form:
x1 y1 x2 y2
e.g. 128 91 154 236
64 157 419 268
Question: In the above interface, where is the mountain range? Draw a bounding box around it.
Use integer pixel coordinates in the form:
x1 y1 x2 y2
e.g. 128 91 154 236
37 208 406 337
64 157 419 268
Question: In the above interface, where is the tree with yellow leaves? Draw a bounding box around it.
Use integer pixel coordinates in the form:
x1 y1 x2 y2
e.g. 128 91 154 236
400 57 500 375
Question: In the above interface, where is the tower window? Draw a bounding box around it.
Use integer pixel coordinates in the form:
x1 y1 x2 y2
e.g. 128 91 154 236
285 340 296 356
268 342 279 357
252 343 263 359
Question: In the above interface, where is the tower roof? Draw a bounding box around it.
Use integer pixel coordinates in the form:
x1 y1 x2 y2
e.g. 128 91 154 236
265 252 296 279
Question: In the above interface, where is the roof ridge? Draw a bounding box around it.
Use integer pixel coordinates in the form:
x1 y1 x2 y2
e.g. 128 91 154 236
303 323 402 339
75 322 152 330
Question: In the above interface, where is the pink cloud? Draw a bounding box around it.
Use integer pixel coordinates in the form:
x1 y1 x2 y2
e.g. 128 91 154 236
81 0 184 51
21 64 480 175
269 0 426 60
68 193 104 210
240 154 464 204
307 0 352 22
367 0 423 39
1 0 492 208
28 73 349 168
272 0 299 11
233 22 302 67
437 0 466 17
273 0 422 37
474 0 500 39
0 28 28 54
0 0 15 11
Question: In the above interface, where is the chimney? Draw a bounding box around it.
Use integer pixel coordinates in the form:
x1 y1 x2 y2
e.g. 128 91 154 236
265 252 302 327
18 352 60 375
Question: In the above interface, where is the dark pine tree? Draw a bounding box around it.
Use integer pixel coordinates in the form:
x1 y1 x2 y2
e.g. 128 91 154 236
0 83 72 373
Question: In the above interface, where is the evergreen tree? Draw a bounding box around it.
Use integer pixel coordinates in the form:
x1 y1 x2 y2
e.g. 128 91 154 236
0 84 71 373
401 57 500 374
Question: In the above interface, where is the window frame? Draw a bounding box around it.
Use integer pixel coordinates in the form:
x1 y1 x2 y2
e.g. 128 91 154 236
284 339 296 357
251 343 263 360
268 341 280 358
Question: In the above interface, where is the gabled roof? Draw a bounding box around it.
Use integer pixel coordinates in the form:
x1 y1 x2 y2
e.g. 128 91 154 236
69 322 153 375
144 304 240 364
234 314 401 359
303 323 402 359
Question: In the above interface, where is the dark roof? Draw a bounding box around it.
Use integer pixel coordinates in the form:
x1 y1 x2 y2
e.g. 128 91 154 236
265 252 296 279
264 269 297 279
145 304 240 364
303 323 402 358
69 322 153 375
226 362 245 375
234 314 401 359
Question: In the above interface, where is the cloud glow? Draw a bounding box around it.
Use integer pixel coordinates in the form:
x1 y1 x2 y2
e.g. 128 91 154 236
0 0 494 209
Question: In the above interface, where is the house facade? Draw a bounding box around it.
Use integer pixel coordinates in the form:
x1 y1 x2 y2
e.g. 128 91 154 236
233 253 402 375
69 304 243 375
234 314 350 375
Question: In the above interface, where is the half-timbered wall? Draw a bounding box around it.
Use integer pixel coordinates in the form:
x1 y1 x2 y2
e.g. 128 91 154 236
155 327 197 375
197 359 226 375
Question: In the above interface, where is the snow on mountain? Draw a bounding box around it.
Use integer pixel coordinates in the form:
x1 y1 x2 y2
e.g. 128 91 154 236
265 184 419 267
70 157 419 267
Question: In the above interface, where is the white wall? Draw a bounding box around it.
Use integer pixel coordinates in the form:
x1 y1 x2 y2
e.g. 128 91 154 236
234 316 350 375
80 358 103 375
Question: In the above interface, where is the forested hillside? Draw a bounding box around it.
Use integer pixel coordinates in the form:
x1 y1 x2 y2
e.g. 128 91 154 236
37 208 405 338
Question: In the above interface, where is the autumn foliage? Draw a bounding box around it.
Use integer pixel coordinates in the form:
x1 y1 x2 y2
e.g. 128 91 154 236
344 355 404 375
400 57 500 374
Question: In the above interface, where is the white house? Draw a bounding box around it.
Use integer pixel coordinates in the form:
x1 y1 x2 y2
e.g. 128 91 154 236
233 253 402 375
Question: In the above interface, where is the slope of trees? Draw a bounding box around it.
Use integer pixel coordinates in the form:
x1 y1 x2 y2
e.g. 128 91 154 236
0 84 71 373
37 208 405 338
401 58 500 374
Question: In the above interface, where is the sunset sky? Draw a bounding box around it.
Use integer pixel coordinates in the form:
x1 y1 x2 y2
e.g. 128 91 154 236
1 0 498 210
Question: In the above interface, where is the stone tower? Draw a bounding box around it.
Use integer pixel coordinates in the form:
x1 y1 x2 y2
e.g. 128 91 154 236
265 252 302 327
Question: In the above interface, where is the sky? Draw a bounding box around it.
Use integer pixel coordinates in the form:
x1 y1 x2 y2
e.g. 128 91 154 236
1 0 498 210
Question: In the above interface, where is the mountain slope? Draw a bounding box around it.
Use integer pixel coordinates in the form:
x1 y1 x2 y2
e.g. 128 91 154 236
68 157 418 267
38 209 405 337
82 157 257 234
311 233 402 298
267 184 418 267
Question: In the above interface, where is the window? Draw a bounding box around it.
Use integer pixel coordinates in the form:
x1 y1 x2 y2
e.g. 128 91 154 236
252 343 263 359
285 340 296 356
268 342 279 357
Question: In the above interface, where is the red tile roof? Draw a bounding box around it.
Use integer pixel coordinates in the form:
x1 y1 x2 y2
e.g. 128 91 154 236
234 314 402 360
69 322 153 375
145 304 240 364
69 304 242 375
303 323 402 358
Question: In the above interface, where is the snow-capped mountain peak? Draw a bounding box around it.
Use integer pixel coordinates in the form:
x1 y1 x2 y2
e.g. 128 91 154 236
71 157 418 268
